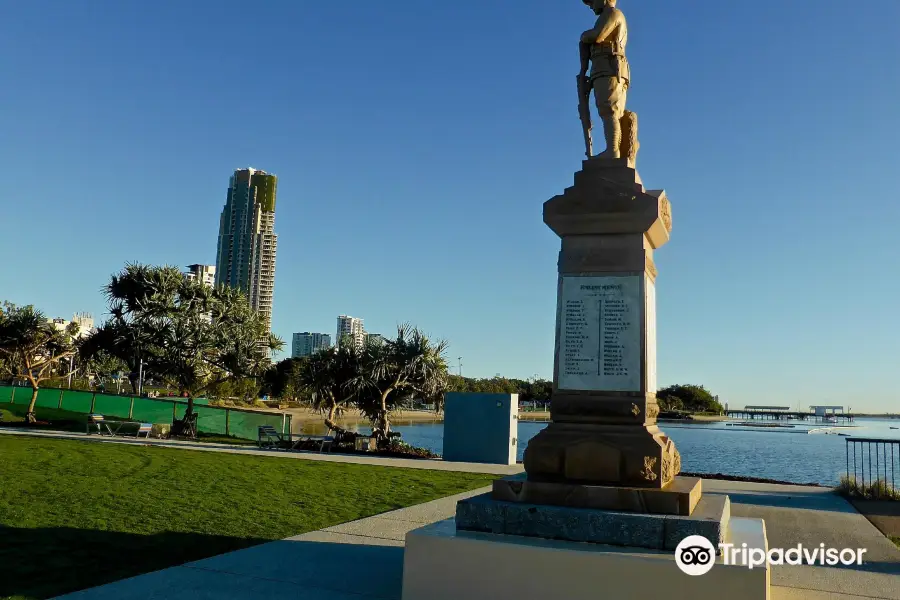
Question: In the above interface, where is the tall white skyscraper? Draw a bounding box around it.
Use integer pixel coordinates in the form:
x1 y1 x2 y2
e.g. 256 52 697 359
214 168 278 332
336 315 366 348
292 332 332 358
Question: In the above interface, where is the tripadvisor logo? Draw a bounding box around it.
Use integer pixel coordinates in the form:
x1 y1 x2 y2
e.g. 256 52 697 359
675 536 716 576
675 536 868 576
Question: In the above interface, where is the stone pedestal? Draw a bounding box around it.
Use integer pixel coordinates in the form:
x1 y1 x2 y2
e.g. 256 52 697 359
493 474 702 516
523 157 681 493
456 491 729 550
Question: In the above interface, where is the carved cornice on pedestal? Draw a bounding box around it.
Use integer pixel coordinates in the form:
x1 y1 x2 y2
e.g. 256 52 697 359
544 160 672 251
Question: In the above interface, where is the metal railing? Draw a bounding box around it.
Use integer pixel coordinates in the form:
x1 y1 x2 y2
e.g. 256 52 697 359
845 438 899 496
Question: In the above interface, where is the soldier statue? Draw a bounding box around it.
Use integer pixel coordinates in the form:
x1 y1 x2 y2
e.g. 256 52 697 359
577 0 639 163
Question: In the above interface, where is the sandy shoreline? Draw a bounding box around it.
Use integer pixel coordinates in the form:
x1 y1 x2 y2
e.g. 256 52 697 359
283 407 441 434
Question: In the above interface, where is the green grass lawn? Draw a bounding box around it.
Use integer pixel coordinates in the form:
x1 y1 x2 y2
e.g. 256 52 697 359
0 435 495 600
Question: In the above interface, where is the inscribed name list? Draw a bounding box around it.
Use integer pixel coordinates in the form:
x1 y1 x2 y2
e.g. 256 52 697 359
558 275 642 392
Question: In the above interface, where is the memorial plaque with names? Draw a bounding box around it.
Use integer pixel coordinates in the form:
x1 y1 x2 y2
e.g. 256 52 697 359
558 275 642 392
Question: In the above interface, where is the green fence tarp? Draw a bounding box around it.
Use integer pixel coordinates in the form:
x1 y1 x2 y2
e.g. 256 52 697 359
36 389 62 409
92 395 133 420
131 398 178 425
62 391 95 413
228 409 286 440
0 385 287 441
13 387 33 404
194 406 228 435
4 387 62 408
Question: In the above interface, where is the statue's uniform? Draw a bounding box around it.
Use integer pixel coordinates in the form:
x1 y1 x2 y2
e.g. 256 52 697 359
590 17 629 119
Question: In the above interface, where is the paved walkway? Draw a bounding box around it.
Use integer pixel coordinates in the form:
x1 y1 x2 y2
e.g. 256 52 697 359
53 479 900 600
0 427 523 476
704 480 900 599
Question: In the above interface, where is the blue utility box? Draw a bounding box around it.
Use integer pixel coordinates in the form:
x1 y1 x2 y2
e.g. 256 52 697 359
442 393 518 465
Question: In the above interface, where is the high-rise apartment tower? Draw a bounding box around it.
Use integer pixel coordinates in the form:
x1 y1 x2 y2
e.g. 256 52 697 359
214 168 278 332
337 315 366 348
185 264 216 288
292 332 332 358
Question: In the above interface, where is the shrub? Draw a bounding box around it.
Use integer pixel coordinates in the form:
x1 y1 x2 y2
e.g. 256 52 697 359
837 475 900 501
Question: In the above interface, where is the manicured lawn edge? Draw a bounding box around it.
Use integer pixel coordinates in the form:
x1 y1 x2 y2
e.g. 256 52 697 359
0 436 494 600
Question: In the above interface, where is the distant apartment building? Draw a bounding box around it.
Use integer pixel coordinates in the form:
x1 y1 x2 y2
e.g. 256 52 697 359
337 315 366 348
184 264 216 287
49 313 95 339
292 332 332 358
214 168 278 332
366 333 386 346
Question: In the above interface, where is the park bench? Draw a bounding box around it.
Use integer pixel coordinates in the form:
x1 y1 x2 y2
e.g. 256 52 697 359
258 425 335 453
87 414 106 435
86 414 153 438
290 430 335 453
258 424 284 449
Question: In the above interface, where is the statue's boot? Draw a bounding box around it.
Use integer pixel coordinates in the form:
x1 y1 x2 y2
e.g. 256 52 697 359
596 114 622 159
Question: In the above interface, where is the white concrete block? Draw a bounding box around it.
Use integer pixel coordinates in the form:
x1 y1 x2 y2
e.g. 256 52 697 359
402 517 770 600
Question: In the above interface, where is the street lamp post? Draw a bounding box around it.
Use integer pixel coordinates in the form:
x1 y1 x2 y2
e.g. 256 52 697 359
137 359 144 397
67 355 74 389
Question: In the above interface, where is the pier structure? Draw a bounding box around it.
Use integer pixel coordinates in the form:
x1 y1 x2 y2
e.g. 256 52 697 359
724 405 854 424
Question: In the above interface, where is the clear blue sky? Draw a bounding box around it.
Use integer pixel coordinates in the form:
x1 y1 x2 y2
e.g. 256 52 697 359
2 1 899 411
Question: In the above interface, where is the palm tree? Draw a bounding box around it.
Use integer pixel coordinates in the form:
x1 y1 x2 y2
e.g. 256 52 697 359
355 324 449 445
0 304 78 423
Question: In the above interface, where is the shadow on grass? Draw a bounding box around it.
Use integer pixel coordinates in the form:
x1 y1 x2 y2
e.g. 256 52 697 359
0 526 268 600
0 403 91 434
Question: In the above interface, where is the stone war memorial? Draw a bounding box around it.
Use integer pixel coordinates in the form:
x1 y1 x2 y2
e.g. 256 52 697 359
402 2 771 599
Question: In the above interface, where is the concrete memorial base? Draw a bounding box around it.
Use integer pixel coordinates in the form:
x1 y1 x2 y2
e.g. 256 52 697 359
402 518 770 600
456 491 729 551
493 473 702 516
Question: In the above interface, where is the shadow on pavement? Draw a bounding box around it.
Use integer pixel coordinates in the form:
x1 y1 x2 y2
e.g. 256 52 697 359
711 490 859 514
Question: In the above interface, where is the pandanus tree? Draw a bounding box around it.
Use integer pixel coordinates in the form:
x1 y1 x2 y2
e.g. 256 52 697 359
142 274 282 435
0 302 78 423
82 263 282 436
80 263 184 394
354 324 449 445
300 343 365 437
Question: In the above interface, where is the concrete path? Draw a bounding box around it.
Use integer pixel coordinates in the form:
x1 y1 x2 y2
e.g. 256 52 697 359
0 427 523 476
55 480 900 600
703 480 900 600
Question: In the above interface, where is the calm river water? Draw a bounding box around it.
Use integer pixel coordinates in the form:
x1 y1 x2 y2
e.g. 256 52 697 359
363 418 900 486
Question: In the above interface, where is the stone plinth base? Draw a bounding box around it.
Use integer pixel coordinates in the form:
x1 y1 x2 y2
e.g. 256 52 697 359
402 518 770 600
456 492 729 551
493 474 702 516
524 422 682 488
